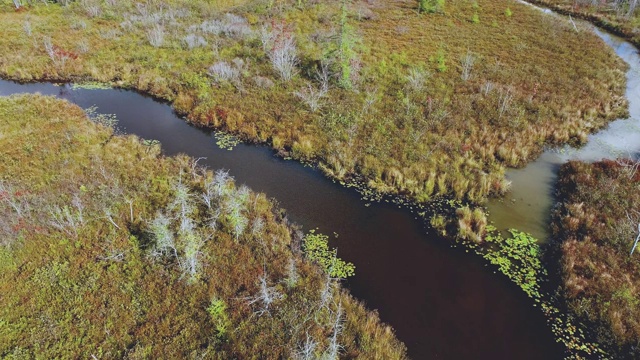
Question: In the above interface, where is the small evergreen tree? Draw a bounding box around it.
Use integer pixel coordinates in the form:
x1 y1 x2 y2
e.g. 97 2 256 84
418 0 445 14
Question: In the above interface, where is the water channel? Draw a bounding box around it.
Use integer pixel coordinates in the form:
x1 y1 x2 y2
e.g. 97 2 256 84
0 79 562 358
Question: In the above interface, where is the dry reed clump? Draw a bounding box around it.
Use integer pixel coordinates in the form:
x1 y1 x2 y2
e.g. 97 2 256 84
456 206 488 243
552 160 640 357
0 0 627 206
0 94 407 359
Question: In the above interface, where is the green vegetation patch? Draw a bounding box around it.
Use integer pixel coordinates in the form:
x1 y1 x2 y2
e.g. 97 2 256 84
303 229 355 279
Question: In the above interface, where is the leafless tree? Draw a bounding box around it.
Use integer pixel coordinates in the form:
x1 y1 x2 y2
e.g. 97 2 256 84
295 83 327 112
627 211 640 255
147 24 164 47
49 198 85 238
323 301 344 360
406 67 430 92
264 24 299 81
149 211 177 258
0 181 29 218
460 51 475 81
293 332 318 360
23 20 32 37
498 88 514 120
247 271 284 316
208 61 241 86
284 257 299 288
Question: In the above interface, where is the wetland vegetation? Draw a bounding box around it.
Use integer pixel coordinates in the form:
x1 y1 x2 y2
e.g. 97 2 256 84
0 0 628 204
1 0 640 358
529 0 640 47
552 160 640 358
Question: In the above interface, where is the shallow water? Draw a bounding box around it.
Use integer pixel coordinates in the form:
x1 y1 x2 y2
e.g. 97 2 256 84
0 80 563 359
488 21 640 242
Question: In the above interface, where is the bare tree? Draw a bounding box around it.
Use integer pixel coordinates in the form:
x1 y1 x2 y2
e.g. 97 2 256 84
627 211 640 255
293 332 318 360
295 83 327 112
627 0 638 18
284 257 299 288
247 271 284 316
405 67 430 92
149 211 177 258
0 181 29 218
323 301 344 360
460 51 475 81
264 23 299 81
179 227 205 279
23 20 32 37
49 200 85 238
147 24 164 47
208 61 241 85
498 88 514 120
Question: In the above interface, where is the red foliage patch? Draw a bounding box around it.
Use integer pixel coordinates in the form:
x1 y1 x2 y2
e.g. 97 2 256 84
215 106 228 121
52 45 79 61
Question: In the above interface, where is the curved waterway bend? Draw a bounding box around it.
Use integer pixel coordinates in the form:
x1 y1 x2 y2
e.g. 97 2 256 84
0 80 562 358
488 24 640 242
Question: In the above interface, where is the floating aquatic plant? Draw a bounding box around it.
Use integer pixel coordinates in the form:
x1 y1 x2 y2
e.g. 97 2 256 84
213 131 241 151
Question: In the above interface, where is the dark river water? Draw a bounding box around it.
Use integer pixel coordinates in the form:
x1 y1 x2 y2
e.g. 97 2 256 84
0 79 563 358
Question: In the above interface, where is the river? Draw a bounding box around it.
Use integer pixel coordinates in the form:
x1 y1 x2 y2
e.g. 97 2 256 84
0 79 562 358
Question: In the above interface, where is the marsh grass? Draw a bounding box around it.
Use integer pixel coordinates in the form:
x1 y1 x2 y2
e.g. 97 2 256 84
552 160 640 357
0 95 406 359
0 0 627 205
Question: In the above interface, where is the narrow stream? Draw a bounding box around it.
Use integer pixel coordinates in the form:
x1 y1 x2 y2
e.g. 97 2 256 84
0 79 562 358
488 22 640 242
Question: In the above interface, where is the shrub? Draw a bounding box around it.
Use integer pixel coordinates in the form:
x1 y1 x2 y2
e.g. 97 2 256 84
264 22 299 81
182 34 207 49
147 24 164 47
418 0 445 14
471 11 480 23
208 61 240 84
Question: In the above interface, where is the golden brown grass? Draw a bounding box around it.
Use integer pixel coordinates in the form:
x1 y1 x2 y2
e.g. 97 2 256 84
0 0 627 204
552 160 640 357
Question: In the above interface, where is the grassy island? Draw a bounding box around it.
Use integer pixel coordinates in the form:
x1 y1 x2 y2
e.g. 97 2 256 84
0 0 628 204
